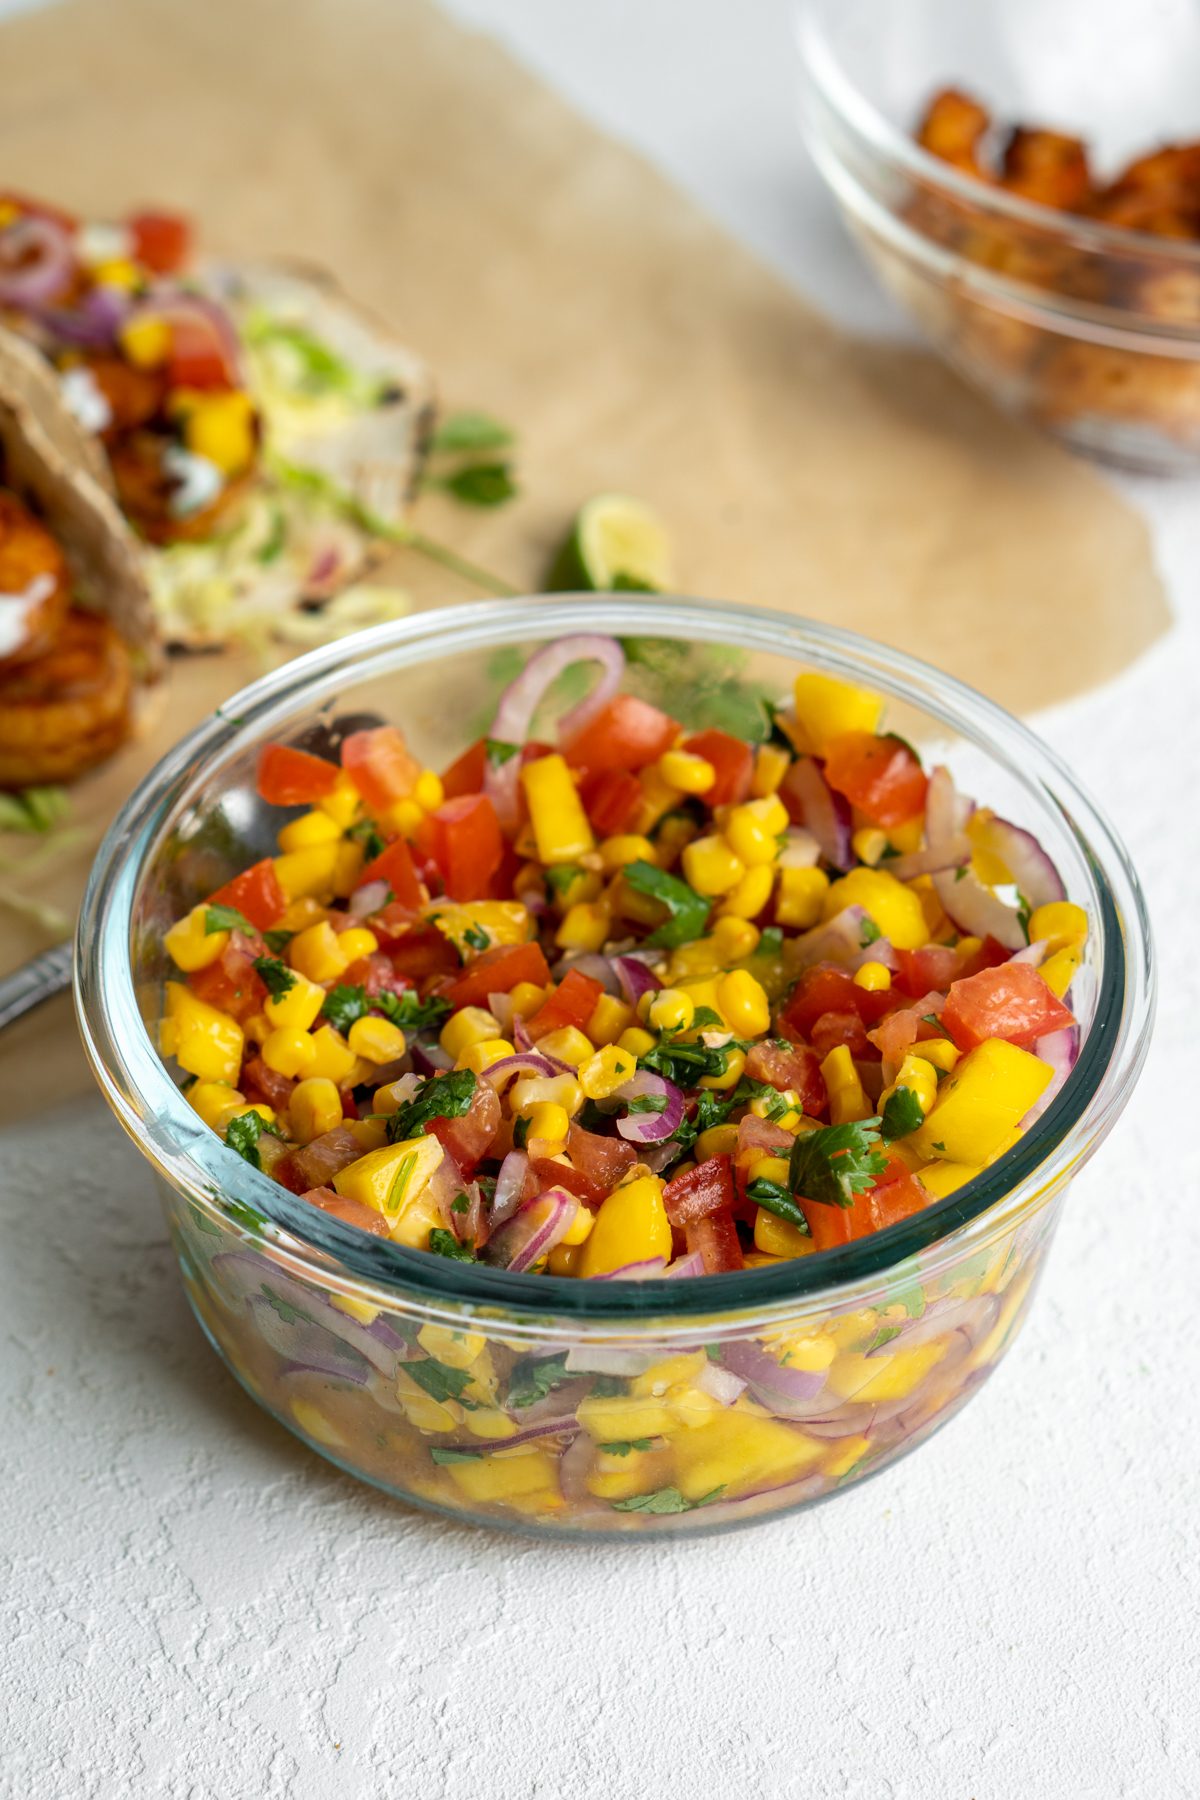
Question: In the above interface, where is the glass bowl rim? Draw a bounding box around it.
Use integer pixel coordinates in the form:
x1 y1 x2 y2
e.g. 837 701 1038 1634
76 593 1154 1324
794 0 1200 284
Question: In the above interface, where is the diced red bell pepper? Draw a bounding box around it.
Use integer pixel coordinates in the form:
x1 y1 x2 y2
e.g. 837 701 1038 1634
685 1206 745 1273
580 768 644 837
799 1198 854 1252
240 1056 295 1112
525 968 605 1040
427 1080 502 1174
564 696 679 776
127 209 191 275
941 961 1074 1052
441 737 488 800
299 1185 389 1237
188 931 267 1022
562 1123 638 1204
256 743 340 806
822 732 928 828
422 793 504 902
384 925 462 984
744 1041 827 1118
856 1156 929 1235
958 935 1013 979
445 940 551 1010
359 836 423 910
207 858 286 932
780 964 892 1039
664 1154 735 1228
341 726 420 814
682 729 753 807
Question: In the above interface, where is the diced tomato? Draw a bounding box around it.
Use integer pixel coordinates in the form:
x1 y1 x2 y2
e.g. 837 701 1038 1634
822 732 928 828
241 1056 295 1112
299 1185 389 1237
446 940 551 1010
384 925 462 984
867 994 947 1065
941 961 1074 1052
256 743 339 806
341 952 413 999
856 1156 929 1235
564 1123 638 1203
441 737 488 800
744 1041 827 1118
894 945 962 999
165 314 237 392
957 935 1013 979
780 964 892 1040
207 858 286 932
277 1125 365 1194
810 1010 871 1058
735 1114 794 1170
799 1199 853 1252
422 794 503 902
682 729 754 807
188 931 267 1022
664 1154 734 1228
580 768 643 837
564 696 679 776
341 727 421 814
427 1080 502 1174
127 209 191 275
525 968 605 1040
685 1206 745 1273
359 836 423 910
486 839 524 903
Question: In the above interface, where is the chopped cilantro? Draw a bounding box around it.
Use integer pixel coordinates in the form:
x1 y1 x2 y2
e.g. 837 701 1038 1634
406 1358 476 1403
386 1151 418 1215
224 1110 284 1170
377 989 453 1034
321 983 371 1034
598 1439 653 1456
428 1227 476 1261
590 1374 626 1397
430 1446 482 1463
252 955 296 1000
745 1177 811 1231
388 1069 477 1143
622 860 711 950
431 411 514 453
688 1005 724 1030
920 1014 954 1040
205 903 290 952
505 1353 569 1411
463 922 490 952
788 1118 887 1210
756 926 784 958
450 1192 471 1215
612 1485 725 1514
860 918 882 948
880 1085 925 1142
627 1093 669 1115
484 737 520 766
260 1284 316 1326
931 1140 947 1154
1016 891 1033 943
347 818 387 860
865 1324 902 1353
761 697 794 750
954 864 968 883
512 1115 530 1149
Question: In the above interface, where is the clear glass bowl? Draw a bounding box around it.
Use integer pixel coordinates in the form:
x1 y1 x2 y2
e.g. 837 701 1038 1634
76 597 1153 1536
797 0 1200 473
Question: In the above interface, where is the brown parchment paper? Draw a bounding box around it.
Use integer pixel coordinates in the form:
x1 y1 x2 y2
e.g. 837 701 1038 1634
0 0 1167 1115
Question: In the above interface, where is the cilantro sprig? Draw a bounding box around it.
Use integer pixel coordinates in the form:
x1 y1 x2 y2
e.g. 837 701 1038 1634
252 955 296 1001
428 1228 477 1262
321 983 452 1037
788 1119 888 1210
612 1485 725 1514
505 1353 569 1412
744 1177 810 1232
880 1085 924 1143
406 1357 476 1404
225 1110 286 1169
387 1069 476 1143
205 904 291 953
622 860 711 950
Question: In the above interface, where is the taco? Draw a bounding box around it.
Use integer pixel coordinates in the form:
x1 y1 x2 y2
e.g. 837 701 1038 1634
0 327 158 788
0 197 435 647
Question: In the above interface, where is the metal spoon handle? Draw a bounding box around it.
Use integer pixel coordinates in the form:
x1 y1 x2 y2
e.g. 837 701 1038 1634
0 941 73 1031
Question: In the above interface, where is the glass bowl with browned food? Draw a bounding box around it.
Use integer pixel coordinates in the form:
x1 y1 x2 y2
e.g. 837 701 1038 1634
76 597 1152 1536
797 0 1200 472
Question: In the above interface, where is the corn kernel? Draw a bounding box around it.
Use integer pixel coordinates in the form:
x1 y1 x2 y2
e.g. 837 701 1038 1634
586 993 634 1046
559 1202 595 1246
682 834 745 897
776 866 830 928
751 743 791 798
277 809 342 854
751 1089 802 1130
851 826 888 866
724 802 779 868
699 1047 745 1091
657 749 715 795
711 916 761 962
264 970 326 1032
695 1123 740 1158
716 969 771 1036
598 834 657 873
853 960 892 992
509 982 548 1019
617 1026 656 1060
820 1044 872 1124
754 1209 815 1258
579 1044 638 1100
666 936 721 980
458 1038 516 1076
288 920 350 984
749 1154 790 1185
188 1081 245 1133
162 984 243 1084
262 1026 317 1078
535 1025 595 1067
387 797 424 837
274 843 341 903
634 765 685 835
120 313 170 368
288 1076 344 1144
333 927 377 966
525 1101 570 1146
316 772 362 828
647 987 695 1033
165 904 228 972
919 1037 961 1073
414 769 444 811
1028 901 1088 955
277 896 327 934
521 754 595 863
887 1052 938 1116
306 1025 358 1085
548 1242 583 1276
555 901 611 953
440 1007 501 1060
655 811 699 864
888 817 923 855
332 842 365 898
347 1015 408 1064
824 868 928 950
717 864 774 921
510 1073 584 1116
792 671 882 756
1039 947 1079 1000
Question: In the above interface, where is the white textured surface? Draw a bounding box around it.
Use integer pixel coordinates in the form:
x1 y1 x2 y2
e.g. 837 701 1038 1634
3 3 1199 1796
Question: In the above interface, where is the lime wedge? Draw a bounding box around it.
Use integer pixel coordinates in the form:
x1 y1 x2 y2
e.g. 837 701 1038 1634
546 493 673 592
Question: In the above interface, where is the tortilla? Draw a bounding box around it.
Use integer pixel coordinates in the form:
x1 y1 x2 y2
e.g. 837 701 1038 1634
0 327 160 675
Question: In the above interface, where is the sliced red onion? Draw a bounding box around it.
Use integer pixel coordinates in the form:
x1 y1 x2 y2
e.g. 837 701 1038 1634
696 1362 747 1405
552 951 620 992
558 1428 605 1508
125 288 243 379
483 1052 559 1091
350 879 391 918
792 906 897 972
924 764 974 842
485 634 625 827
866 1294 997 1354
0 215 75 306
1022 1023 1080 1127
614 1070 685 1143
978 816 1065 909
512 1014 534 1052
447 1414 581 1457
1009 941 1048 967
591 1258 669 1281
883 839 970 883
211 1256 410 1376
925 767 1025 951
491 1150 530 1227
483 1186 577 1273
721 1339 829 1410
640 1139 684 1175
776 828 821 870
38 282 132 348
277 1355 371 1387
410 1037 453 1075
664 1251 706 1279
563 1346 662 1377
614 953 660 1006
787 758 851 869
